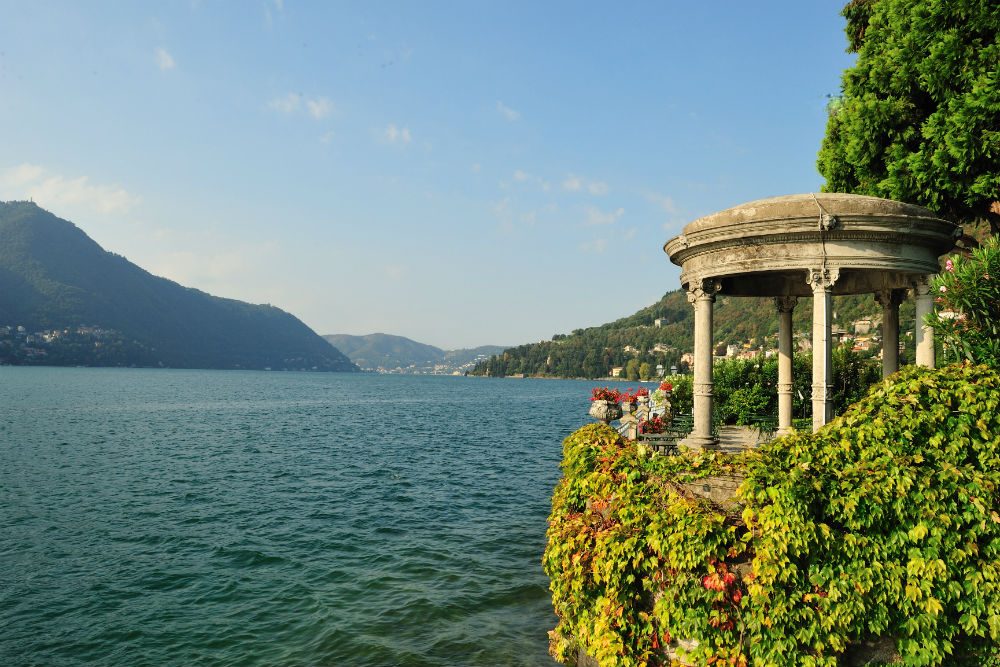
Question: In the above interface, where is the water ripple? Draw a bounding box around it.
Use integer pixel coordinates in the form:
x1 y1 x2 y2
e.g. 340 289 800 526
0 368 613 666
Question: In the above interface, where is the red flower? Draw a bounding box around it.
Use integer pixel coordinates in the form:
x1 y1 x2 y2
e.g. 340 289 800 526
591 387 622 402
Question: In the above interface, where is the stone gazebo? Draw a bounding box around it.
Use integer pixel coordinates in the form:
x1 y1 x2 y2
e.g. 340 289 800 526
663 193 960 448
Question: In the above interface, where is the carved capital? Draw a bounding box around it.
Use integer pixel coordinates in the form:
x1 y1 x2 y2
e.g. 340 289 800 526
807 268 840 293
910 275 933 297
693 382 714 398
875 288 906 309
686 278 722 304
774 295 798 313
811 382 833 402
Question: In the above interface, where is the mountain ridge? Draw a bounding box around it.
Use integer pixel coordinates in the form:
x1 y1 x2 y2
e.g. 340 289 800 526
0 201 358 371
324 332 505 373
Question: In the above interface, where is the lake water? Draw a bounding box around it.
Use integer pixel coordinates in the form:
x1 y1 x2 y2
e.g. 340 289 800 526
0 367 636 666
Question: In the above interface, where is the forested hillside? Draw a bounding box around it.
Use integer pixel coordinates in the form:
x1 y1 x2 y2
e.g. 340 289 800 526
0 201 358 371
471 289 914 379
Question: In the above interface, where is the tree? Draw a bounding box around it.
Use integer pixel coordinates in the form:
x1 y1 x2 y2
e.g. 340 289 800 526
625 358 640 381
818 0 1000 233
638 362 653 380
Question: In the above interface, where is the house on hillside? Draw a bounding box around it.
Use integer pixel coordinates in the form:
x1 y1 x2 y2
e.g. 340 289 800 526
611 367 624 378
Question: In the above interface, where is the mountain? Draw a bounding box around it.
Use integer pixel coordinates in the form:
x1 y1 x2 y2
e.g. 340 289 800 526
470 289 915 379
0 201 358 371
323 332 505 373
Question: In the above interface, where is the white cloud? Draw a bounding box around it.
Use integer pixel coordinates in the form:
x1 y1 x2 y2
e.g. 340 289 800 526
562 174 583 192
0 163 139 214
147 241 279 294
497 101 520 122
579 239 608 254
306 97 333 119
319 130 335 144
563 173 609 195
585 205 624 226
268 93 301 113
646 192 678 214
155 47 176 71
504 169 551 193
268 93 335 121
1 163 44 187
587 181 609 196
383 123 412 144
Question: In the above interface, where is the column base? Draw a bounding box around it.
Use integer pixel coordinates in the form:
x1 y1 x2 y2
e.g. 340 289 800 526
680 434 719 451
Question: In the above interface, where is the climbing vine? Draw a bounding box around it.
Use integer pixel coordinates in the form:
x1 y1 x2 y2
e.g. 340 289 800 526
544 363 1000 666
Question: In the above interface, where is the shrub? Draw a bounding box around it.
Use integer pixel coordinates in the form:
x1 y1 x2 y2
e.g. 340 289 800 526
666 374 693 415
743 362 1000 665
931 235 1000 367
545 363 1000 666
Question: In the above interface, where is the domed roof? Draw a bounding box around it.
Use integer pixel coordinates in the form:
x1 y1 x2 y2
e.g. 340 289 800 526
663 193 960 297
682 193 944 235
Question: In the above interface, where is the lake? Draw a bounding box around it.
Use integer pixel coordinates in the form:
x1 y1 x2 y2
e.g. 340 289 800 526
0 367 640 666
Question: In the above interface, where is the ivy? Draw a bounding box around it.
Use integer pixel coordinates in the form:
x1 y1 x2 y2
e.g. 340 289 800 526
545 363 1000 666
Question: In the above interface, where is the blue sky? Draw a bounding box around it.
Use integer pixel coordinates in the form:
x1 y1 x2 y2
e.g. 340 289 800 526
0 2 855 349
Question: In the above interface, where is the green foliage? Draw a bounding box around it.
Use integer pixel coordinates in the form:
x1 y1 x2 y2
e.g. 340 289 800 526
744 363 1000 665
472 292 902 379
667 374 693 415
710 351 879 427
930 236 1000 367
544 423 752 666
545 363 1000 665
818 0 1000 232
832 344 883 408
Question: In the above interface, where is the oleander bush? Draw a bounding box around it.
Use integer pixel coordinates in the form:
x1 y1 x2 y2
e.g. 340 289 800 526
544 363 1000 666
931 236 1000 368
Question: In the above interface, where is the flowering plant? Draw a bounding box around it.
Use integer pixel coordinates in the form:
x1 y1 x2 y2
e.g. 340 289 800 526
638 415 668 434
590 387 622 402
659 381 673 392
930 235 1000 366
619 389 640 404
635 387 650 398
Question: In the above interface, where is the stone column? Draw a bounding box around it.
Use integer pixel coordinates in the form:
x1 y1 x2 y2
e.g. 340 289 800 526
774 296 797 433
808 268 840 432
912 276 936 368
686 279 721 450
876 289 906 378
